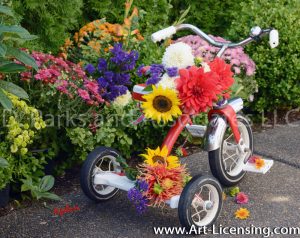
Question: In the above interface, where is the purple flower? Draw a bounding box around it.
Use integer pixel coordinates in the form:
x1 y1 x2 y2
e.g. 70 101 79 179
166 67 178 77
93 43 138 102
97 58 107 72
145 64 164 85
128 180 149 214
85 64 96 74
136 64 145 77
137 180 148 192
97 77 108 88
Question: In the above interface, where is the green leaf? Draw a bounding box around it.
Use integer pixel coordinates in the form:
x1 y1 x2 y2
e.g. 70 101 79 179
39 175 55 192
20 178 33 192
37 192 61 201
125 168 138 181
0 25 30 36
142 85 153 92
0 6 14 17
6 47 38 70
0 158 8 168
0 62 27 73
0 80 28 99
0 43 7 57
0 88 12 109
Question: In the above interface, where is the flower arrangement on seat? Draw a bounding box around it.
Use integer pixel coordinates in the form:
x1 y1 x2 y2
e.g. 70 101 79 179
135 42 235 122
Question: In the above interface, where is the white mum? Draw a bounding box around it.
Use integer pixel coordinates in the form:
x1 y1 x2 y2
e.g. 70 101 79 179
156 73 177 90
113 90 132 107
162 42 195 69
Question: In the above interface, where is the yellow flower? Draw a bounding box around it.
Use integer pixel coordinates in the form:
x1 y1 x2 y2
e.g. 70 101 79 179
235 208 250 220
34 122 41 130
23 124 29 130
141 85 182 123
20 148 28 155
141 146 180 169
10 144 18 153
40 121 46 129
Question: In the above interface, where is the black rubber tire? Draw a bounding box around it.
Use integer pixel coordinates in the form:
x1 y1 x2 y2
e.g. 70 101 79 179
80 146 121 202
209 115 253 187
178 175 223 229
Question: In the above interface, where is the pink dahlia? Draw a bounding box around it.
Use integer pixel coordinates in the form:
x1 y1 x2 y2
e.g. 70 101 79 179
236 192 249 204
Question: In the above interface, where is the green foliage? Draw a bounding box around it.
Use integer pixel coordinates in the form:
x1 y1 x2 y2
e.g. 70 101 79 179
21 175 61 201
227 0 300 111
0 157 8 168
0 4 38 109
170 0 240 36
0 144 13 189
12 0 83 53
67 102 169 169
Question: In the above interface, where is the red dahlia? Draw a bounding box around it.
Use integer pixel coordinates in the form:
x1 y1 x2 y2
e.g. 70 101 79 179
208 57 234 98
176 66 221 115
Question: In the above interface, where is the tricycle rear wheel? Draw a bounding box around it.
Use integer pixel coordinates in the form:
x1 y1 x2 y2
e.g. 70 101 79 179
80 146 122 202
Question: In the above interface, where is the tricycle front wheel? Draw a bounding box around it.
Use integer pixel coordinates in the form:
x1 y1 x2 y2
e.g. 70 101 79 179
209 115 253 186
178 175 223 229
80 146 122 202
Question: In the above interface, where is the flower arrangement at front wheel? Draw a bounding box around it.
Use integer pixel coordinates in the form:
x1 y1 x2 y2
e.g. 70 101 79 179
128 146 191 213
139 42 235 122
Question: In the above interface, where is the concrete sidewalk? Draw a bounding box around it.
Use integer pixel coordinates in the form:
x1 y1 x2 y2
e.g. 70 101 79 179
1 124 300 238
254 121 300 168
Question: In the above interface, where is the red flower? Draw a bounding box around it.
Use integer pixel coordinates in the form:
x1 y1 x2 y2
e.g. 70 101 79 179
181 147 188 157
208 57 234 98
176 66 221 115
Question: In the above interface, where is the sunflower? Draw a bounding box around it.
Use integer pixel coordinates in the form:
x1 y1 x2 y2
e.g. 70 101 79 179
142 86 182 123
235 208 250 220
140 146 180 169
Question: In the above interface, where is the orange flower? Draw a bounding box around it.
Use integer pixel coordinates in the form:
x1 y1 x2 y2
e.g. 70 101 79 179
255 158 265 169
235 208 250 220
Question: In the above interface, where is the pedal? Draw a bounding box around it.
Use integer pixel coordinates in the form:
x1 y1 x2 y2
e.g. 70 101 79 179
185 124 207 138
243 159 274 174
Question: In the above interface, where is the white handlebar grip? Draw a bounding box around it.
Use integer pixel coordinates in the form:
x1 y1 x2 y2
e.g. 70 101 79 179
151 26 176 43
269 29 279 48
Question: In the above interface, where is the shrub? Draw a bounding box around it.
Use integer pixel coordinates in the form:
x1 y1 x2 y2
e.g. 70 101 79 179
0 95 55 194
227 0 300 111
8 51 105 173
170 0 240 36
12 0 83 53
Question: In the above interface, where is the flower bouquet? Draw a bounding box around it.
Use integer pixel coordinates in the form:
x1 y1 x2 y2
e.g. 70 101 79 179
133 42 235 123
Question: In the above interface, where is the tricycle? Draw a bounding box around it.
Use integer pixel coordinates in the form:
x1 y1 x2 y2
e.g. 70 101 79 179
80 23 278 228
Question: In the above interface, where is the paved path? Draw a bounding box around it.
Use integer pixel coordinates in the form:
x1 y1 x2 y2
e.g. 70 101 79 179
1 123 300 238
254 121 300 168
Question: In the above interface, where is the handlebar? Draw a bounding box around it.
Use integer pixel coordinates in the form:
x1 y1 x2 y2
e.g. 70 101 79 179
151 24 279 52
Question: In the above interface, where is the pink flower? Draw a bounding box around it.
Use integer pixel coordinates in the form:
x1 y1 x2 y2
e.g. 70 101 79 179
236 192 249 204
77 89 90 101
84 80 99 95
